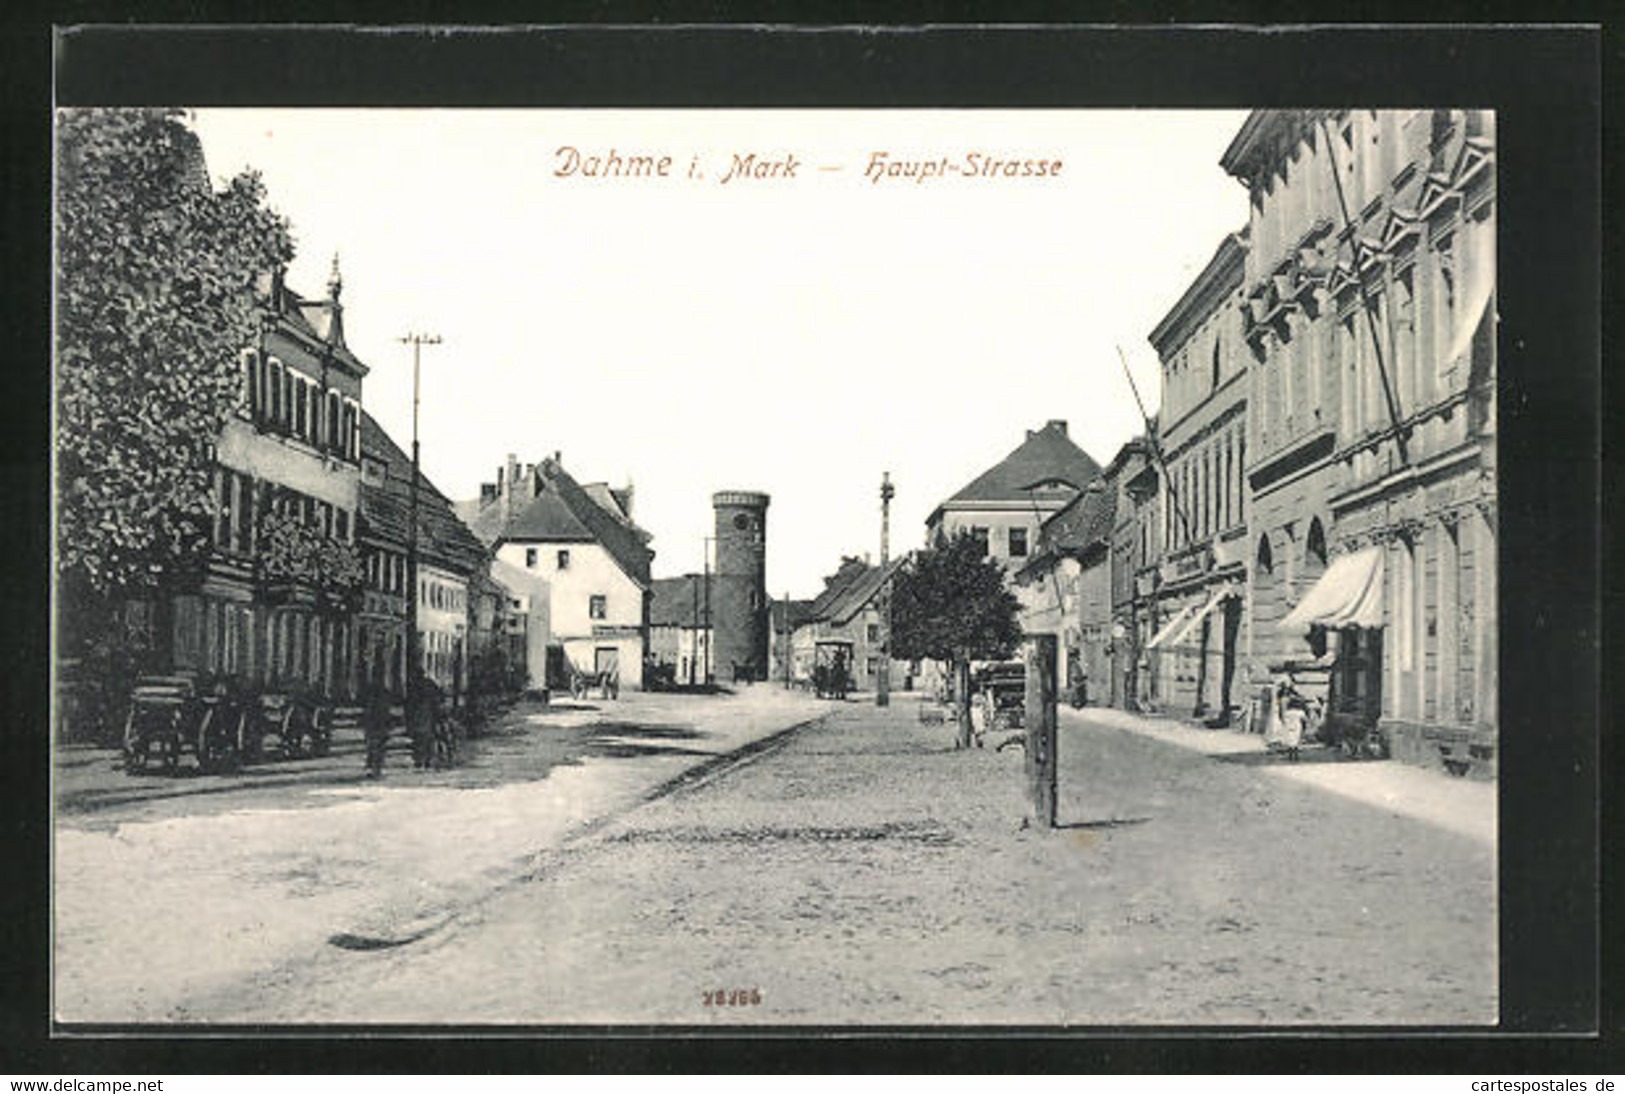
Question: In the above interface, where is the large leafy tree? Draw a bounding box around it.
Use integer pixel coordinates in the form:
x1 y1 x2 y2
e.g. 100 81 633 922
55 108 293 632
891 531 1023 749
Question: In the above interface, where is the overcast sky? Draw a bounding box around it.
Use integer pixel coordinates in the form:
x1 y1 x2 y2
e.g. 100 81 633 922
189 108 1250 598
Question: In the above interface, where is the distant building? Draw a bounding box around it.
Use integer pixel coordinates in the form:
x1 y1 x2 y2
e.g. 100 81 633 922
768 597 814 685
1013 478 1115 703
925 420 1104 571
1143 229 1251 723
356 412 489 697
461 454 653 688
648 573 714 686
1104 435 1161 711
790 556 910 692
486 557 551 694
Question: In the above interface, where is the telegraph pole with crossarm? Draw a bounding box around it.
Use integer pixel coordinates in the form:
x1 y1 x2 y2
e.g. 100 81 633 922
398 332 441 737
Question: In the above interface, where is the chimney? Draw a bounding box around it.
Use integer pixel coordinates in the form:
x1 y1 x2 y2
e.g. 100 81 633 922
502 453 519 525
1047 419 1068 436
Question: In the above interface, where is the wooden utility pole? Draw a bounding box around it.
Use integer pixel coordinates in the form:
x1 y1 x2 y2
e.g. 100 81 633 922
783 589 793 689
877 471 894 708
398 332 441 734
702 537 714 685
1024 632 1059 828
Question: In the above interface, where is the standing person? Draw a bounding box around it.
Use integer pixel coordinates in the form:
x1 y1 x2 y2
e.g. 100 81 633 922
408 669 442 770
362 658 390 779
1279 692 1306 762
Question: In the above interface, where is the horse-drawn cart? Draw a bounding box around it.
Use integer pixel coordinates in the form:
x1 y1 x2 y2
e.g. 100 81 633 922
122 673 248 775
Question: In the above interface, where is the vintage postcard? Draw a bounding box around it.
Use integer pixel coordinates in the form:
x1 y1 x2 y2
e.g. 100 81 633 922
47 28 1551 1034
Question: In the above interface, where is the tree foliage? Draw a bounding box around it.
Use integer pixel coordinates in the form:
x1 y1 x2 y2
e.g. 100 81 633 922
890 531 1023 665
257 509 365 611
891 531 1023 749
55 108 294 602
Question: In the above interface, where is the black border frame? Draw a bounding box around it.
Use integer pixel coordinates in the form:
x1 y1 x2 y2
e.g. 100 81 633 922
5 17 1610 1074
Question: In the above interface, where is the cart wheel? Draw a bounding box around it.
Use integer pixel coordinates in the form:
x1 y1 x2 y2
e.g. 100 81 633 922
281 710 304 759
236 711 258 764
196 710 238 774
123 740 148 774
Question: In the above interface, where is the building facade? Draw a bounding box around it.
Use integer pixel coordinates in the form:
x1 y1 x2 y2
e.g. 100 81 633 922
462 454 653 688
648 573 715 686
789 556 910 692
1143 230 1252 723
925 420 1104 570
1013 478 1115 703
1104 436 1160 711
355 411 489 699
167 263 367 699
1220 108 1497 772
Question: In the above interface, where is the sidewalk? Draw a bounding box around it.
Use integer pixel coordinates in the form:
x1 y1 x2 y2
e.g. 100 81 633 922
53 686 826 1024
204 696 1498 1025
1068 705 1497 846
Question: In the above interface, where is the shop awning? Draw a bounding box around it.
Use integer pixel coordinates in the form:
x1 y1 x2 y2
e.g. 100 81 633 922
1146 604 1198 650
1278 546 1385 631
1161 584 1237 651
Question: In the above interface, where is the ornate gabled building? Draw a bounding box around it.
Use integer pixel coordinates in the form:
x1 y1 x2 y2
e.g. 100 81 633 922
1220 109 1496 773
169 259 368 698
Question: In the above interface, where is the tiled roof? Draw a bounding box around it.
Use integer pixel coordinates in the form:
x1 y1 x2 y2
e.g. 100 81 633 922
804 557 906 626
1042 484 1116 554
929 421 1103 523
770 598 814 632
1016 484 1115 583
359 412 488 577
463 457 654 589
806 557 870 621
650 574 713 628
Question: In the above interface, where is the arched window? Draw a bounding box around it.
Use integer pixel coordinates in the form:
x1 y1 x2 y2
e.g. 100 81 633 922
1211 331 1222 390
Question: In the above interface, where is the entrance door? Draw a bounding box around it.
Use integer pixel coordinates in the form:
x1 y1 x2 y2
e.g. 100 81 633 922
1219 598 1241 720
594 647 620 679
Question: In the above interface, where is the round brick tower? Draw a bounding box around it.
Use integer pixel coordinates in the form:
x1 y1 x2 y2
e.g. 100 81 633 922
711 490 770 682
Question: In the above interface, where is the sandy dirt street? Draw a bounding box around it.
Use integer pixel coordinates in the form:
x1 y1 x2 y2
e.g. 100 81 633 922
53 687 826 1023
174 697 1496 1026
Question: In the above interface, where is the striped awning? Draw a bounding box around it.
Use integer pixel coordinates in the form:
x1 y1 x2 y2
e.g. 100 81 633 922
1146 604 1198 650
1160 585 1237 651
1278 546 1385 631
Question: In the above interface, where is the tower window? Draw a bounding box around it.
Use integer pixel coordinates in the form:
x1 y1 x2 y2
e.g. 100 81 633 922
733 512 751 531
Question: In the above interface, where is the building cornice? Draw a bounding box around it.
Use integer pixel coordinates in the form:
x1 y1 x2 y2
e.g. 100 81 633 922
1148 231 1248 356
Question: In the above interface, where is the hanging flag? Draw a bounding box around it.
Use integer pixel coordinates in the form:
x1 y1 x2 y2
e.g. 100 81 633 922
1448 204 1496 367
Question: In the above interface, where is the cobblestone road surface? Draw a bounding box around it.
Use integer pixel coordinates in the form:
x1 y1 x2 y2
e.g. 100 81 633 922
184 698 1496 1026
